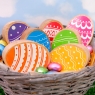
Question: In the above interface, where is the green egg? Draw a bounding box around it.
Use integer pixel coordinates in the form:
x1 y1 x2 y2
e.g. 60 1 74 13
36 66 48 74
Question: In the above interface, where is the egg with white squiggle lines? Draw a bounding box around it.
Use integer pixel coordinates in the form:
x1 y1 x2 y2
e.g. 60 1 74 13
20 28 51 51
67 15 94 46
2 40 50 73
50 43 90 72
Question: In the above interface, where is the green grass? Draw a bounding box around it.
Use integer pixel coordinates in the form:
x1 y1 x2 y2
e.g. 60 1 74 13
84 82 95 95
0 87 5 95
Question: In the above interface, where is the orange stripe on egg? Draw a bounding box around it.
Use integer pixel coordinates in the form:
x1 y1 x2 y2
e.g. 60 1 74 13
25 43 33 72
6 45 15 67
32 44 38 71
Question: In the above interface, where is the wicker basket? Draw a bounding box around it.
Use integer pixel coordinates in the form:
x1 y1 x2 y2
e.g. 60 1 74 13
0 36 95 95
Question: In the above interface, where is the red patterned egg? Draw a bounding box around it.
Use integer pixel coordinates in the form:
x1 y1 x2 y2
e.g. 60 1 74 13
67 15 94 46
39 19 64 44
2 40 50 73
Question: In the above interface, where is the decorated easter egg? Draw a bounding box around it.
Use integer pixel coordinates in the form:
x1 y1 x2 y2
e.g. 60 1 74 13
0 40 7 46
20 28 51 51
2 21 29 43
67 15 94 46
52 29 81 50
2 40 50 73
50 44 90 72
39 19 64 44
86 45 93 53
0 44 5 56
36 66 48 74
47 62 62 72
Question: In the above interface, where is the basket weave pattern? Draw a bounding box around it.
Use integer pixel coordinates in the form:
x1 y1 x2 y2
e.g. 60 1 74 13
0 65 95 95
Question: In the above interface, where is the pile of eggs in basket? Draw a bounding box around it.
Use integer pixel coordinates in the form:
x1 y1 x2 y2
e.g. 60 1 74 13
0 14 95 75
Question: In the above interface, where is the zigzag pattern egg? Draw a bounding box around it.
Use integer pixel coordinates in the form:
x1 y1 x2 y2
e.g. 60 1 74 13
2 40 50 73
39 19 64 44
67 15 94 46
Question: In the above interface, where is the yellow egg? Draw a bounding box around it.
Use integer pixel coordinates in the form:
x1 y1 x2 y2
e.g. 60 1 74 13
50 44 90 72
0 40 7 46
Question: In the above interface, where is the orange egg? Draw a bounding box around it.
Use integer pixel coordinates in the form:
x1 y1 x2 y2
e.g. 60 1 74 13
2 40 50 73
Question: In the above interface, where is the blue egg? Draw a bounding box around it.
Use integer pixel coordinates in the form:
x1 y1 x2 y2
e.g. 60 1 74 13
26 29 51 51
0 44 5 56
46 71 58 74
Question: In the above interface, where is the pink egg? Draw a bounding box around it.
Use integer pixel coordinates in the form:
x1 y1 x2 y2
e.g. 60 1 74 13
67 15 94 46
86 45 93 53
47 62 62 72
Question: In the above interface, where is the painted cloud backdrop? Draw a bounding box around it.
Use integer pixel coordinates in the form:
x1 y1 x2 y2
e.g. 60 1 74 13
0 0 95 34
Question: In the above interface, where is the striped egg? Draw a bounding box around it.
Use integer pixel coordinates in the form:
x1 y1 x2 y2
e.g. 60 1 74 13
2 40 50 73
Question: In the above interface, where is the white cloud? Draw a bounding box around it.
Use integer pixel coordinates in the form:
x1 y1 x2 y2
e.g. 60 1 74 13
25 15 69 27
59 2 73 15
81 0 95 22
0 0 17 17
42 0 57 6
81 0 95 13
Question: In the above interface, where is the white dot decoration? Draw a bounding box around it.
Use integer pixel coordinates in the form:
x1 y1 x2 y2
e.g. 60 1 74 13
73 51 75 53
67 62 69 64
19 25 21 27
76 57 78 59
79 68 81 70
10 34 12 36
70 32 71 34
54 44 55 46
12 26 16 30
17 31 19 34
60 34 62 36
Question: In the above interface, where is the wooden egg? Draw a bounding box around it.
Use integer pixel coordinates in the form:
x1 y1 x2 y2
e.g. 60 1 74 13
2 40 50 73
47 62 62 72
2 21 29 43
0 40 7 46
20 28 51 51
50 44 90 72
36 66 48 74
67 15 94 46
52 28 82 50
39 19 64 44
